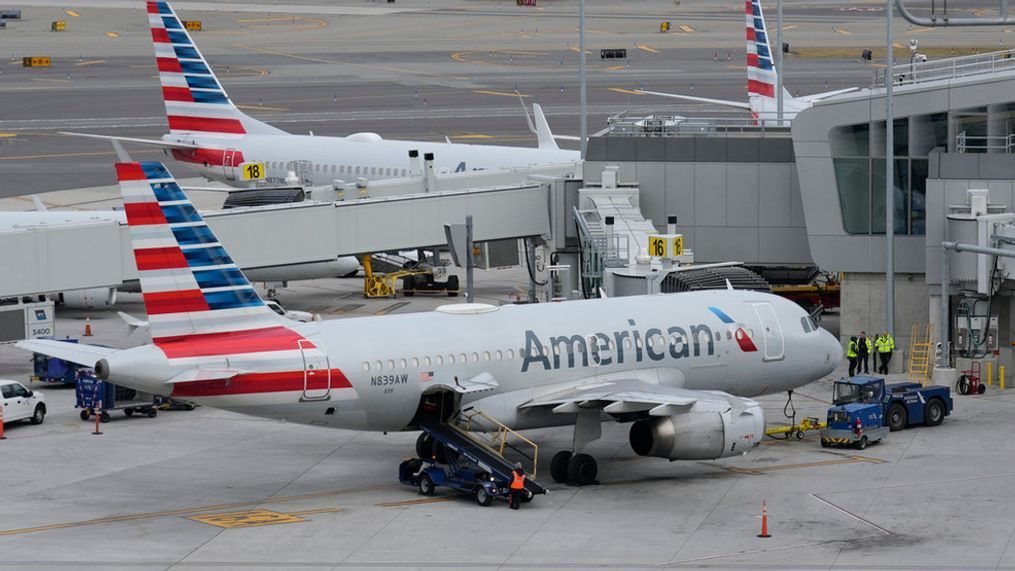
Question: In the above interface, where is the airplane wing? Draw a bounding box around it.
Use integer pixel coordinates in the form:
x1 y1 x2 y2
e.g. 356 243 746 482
60 131 198 150
15 339 118 367
797 87 858 103
636 90 753 111
520 378 749 416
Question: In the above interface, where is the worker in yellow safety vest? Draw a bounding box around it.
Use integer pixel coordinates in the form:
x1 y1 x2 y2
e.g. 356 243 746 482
875 331 896 374
847 336 859 377
509 462 526 510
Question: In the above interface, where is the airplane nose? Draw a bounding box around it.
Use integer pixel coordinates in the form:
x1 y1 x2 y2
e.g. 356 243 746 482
823 329 842 365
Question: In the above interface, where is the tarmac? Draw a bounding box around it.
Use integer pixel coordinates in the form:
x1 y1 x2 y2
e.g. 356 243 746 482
1 0 1010 194
2 276 1015 569
4 1 1015 568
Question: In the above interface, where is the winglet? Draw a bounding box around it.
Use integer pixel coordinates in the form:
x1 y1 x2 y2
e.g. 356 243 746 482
726 279 734 291
531 103 560 150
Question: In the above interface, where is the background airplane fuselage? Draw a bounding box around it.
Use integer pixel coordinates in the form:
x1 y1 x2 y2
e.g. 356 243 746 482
168 134 580 186
119 290 840 433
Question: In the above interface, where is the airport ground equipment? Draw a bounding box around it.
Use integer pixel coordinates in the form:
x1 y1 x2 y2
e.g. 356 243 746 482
406 417 546 504
832 376 952 432
401 271 460 297
33 343 86 385
765 416 825 440
956 361 988 395
820 402 888 450
76 376 159 423
361 255 428 298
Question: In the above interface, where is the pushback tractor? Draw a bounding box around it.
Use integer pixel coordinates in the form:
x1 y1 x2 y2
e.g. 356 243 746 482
827 375 952 434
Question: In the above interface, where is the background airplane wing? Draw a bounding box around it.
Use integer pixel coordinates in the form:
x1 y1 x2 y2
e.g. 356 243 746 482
520 378 748 416
797 87 859 103
636 90 753 111
15 339 118 367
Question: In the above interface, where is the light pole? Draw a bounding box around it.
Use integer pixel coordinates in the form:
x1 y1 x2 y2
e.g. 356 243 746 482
579 0 587 157
885 0 896 336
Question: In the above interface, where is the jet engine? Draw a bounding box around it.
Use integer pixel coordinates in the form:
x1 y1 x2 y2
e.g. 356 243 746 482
56 287 117 309
628 402 765 460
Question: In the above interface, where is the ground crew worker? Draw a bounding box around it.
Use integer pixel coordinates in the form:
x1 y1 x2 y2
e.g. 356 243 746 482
876 330 895 374
509 462 526 510
847 336 859 377
857 331 872 374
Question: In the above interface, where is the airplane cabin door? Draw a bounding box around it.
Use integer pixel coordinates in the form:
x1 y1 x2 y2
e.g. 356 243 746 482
752 303 785 362
223 149 240 181
298 339 331 401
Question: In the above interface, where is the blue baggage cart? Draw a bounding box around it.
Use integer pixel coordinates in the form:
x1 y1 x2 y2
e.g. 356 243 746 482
76 375 159 423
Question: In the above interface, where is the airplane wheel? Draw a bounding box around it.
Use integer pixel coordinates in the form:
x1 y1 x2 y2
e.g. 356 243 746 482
418 474 436 496
567 453 598 486
550 450 572 484
415 433 433 459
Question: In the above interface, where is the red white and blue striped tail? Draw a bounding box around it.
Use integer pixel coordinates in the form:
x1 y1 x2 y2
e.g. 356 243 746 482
745 0 779 100
147 1 283 138
117 161 287 343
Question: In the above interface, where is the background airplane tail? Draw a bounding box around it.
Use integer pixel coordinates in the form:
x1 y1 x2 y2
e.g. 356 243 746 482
117 160 287 343
745 0 780 103
147 1 284 138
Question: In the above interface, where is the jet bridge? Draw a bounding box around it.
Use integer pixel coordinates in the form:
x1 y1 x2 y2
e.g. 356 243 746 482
0 183 554 298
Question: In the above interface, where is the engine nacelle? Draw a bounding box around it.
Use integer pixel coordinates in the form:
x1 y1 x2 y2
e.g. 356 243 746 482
629 402 765 460
56 287 117 309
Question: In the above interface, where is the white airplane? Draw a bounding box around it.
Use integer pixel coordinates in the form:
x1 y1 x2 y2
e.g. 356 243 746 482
67 1 578 188
638 0 857 124
19 158 841 486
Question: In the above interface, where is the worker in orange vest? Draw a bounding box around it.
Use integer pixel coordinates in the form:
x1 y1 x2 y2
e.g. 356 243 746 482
508 462 526 510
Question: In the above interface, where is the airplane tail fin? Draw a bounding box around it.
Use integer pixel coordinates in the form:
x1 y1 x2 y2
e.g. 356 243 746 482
147 1 284 138
116 160 288 343
745 0 780 103
531 104 560 151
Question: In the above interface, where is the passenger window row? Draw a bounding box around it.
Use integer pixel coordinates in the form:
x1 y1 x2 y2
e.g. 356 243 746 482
267 162 408 178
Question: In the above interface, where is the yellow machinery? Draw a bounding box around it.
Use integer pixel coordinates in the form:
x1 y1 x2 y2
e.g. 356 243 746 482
361 255 427 299
660 21 671 32
51 20 66 31
764 417 825 440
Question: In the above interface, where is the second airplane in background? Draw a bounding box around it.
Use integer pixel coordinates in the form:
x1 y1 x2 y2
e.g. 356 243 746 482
639 0 857 124
70 1 579 188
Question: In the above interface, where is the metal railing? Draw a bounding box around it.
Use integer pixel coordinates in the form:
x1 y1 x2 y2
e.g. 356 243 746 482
461 410 539 478
874 49 1015 88
956 130 1015 153
604 114 791 137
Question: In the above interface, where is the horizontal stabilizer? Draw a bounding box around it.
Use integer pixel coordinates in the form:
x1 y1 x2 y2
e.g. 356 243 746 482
636 90 752 111
60 131 198 150
166 368 251 384
15 339 117 367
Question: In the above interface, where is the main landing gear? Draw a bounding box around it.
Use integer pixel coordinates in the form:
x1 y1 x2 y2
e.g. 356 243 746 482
549 409 601 486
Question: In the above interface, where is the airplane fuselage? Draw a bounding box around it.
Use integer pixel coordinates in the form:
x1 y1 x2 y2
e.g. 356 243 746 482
107 290 840 433
167 134 580 187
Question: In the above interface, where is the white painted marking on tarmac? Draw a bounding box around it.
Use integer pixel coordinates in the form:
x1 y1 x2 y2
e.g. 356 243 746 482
809 493 893 535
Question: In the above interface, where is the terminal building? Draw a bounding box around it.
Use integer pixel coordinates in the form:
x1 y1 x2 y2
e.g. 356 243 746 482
585 49 1015 373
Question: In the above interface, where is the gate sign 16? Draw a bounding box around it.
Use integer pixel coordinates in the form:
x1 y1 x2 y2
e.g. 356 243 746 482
648 234 683 259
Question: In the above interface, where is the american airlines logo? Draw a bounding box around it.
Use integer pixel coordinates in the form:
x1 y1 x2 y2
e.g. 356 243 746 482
522 319 717 373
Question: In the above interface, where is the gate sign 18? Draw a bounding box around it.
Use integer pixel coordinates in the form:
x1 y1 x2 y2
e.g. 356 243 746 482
241 162 266 181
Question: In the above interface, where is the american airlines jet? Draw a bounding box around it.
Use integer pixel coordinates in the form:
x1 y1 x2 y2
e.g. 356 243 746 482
72 1 578 188
638 0 857 124
20 158 842 486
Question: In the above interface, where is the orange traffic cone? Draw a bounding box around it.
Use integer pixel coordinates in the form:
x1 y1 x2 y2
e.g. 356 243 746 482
757 500 771 538
84 317 92 337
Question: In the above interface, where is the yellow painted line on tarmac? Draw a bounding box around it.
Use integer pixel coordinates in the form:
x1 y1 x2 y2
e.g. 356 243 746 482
104 31 119 38
782 24 798 31
723 455 884 475
473 90 529 98
377 497 457 508
567 46 592 54
635 44 660 54
0 133 16 138
679 24 695 33
236 103 289 112
606 64 626 71
288 507 343 516
236 15 329 32
910 26 937 34
235 44 467 81
64 9 80 17
727 64 747 70
833 27 852 35
893 42 906 49
74 59 106 67
32 78 72 83
374 301 411 316
608 87 645 96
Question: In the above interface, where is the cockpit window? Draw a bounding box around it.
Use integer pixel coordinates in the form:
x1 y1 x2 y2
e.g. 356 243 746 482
800 316 819 333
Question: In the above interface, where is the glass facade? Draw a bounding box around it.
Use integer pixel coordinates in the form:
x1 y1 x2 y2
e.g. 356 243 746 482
830 112 949 235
